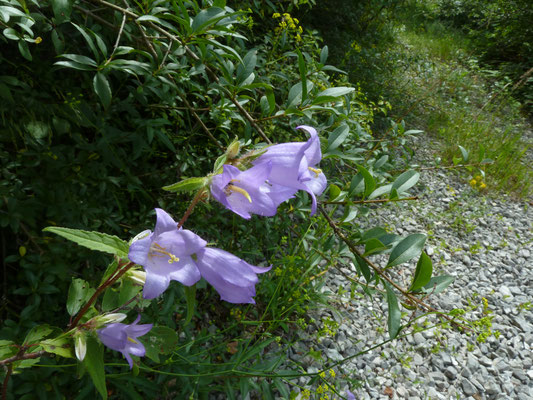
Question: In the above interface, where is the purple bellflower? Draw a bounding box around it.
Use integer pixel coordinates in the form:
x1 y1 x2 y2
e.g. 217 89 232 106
210 162 292 219
97 315 152 369
196 247 271 304
128 208 206 299
129 209 271 303
253 125 327 215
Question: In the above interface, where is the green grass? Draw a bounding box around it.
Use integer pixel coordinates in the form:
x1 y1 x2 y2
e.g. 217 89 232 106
386 19 532 197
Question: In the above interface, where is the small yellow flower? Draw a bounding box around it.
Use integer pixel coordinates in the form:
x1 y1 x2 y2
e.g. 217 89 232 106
272 12 280 18
469 178 477 187
475 175 482 181
35 36 42 44
479 182 487 189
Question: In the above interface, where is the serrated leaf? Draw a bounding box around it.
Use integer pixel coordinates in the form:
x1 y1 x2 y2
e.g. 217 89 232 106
392 170 419 194
84 337 107 399
43 226 129 257
162 177 208 193
385 283 401 339
93 72 111 108
67 278 95 316
387 234 426 267
144 326 179 357
41 337 74 358
23 325 54 345
409 252 433 292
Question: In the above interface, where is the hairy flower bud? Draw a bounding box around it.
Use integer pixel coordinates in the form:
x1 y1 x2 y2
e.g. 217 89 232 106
74 331 87 362
225 140 241 160
95 313 127 327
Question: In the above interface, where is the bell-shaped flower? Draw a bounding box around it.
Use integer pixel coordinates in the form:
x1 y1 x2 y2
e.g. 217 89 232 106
97 315 152 369
253 125 327 215
128 208 206 299
196 247 271 304
210 162 286 219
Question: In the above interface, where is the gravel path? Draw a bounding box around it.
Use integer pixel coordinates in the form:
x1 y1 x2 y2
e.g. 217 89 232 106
292 140 533 400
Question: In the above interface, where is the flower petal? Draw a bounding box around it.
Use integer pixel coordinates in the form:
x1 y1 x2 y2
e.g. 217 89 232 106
168 256 201 286
142 270 171 299
128 234 152 266
154 208 178 236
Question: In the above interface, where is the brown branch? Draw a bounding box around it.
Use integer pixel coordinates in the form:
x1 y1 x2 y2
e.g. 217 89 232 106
69 261 134 329
2 365 11 400
177 189 207 229
0 350 46 367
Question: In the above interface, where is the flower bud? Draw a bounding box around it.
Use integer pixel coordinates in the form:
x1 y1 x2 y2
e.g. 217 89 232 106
96 313 127 326
127 270 146 285
225 140 240 160
74 331 87 362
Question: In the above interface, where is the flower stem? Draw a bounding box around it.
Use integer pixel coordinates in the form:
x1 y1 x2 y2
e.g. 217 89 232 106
177 189 207 229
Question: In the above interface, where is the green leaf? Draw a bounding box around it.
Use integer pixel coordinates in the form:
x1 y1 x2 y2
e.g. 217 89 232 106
368 184 392 199
23 325 54 345
312 86 354 105
236 49 257 86
93 73 112 108
328 184 341 201
18 40 31 61
355 254 371 282
419 275 455 294
458 145 469 162
3 27 19 41
409 252 433 292
43 226 129 258
0 340 17 360
374 155 389 169
356 164 375 198
296 49 307 103
51 0 72 23
41 337 74 358
320 45 328 64
162 177 208 193
385 283 401 340
184 285 196 325
363 238 388 256
143 326 179 362
392 170 419 194
136 15 162 23
59 53 97 67
118 279 140 306
67 278 95 316
84 337 107 399
387 234 426 267
191 7 225 33
348 173 364 196
326 124 350 152
54 60 94 71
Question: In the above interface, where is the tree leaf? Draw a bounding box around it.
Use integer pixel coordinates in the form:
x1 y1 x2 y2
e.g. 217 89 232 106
326 124 350 152
43 226 129 258
41 337 74 358
23 325 54 345
363 238 388 256
392 170 420 194
387 233 426 267
356 164 375 198
312 86 354 105
162 177 208 193
93 72 112 108
296 49 307 103
419 275 455 294
191 7 225 33
409 252 433 292
67 278 95 316
51 0 72 23
385 283 401 340
84 337 107 399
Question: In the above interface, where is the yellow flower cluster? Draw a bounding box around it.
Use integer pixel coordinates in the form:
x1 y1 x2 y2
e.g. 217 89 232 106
469 175 487 190
272 12 303 41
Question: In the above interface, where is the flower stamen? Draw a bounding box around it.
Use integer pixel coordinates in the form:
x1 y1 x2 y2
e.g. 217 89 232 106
150 243 180 264
226 180 252 203
308 167 322 178
127 337 139 344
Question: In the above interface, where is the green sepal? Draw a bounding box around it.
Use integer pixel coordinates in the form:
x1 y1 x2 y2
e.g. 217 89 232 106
162 177 208 193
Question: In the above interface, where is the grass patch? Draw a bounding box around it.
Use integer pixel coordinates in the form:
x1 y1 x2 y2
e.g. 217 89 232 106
386 19 532 197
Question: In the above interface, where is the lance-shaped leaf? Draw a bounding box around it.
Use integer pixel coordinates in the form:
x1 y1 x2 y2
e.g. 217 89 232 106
93 72 112 109
84 337 107 399
385 283 401 340
43 227 129 258
356 164 375 198
409 252 433 292
67 278 95 316
387 233 426 267
419 275 455 294
312 87 355 105
162 177 208 193
391 170 420 194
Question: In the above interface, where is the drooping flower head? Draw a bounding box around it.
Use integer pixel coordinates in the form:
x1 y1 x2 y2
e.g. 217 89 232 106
97 315 152 369
253 125 327 215
210 162 278 219
196 247 271 304
128 208 206 299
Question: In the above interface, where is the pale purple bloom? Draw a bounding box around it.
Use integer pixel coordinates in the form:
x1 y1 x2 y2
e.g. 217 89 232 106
129 208 270 303
196 247 271 304
97 315 152 369
346 389 356 400
253 125 327 215
210 162 280 219
128 208 205 299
